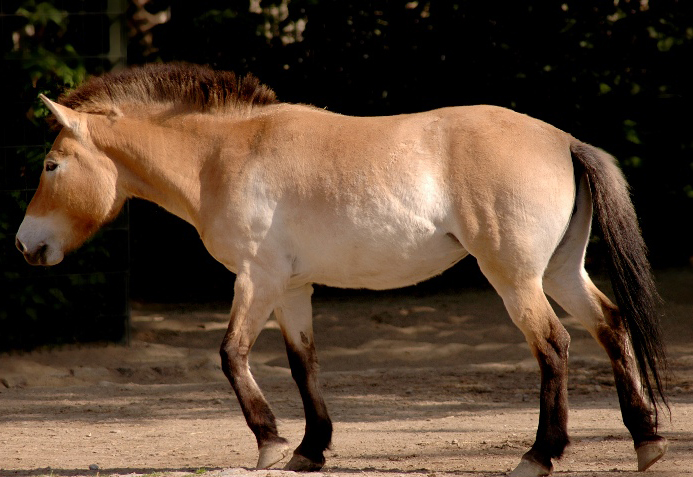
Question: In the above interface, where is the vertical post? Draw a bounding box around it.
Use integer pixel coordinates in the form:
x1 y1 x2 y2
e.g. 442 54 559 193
108 0 131 345
108 0 128 71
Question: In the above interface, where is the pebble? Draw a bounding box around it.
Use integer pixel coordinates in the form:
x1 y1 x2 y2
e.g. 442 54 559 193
89 464 99 470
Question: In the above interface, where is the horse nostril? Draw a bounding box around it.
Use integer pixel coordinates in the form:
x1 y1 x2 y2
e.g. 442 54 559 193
15 237 27 254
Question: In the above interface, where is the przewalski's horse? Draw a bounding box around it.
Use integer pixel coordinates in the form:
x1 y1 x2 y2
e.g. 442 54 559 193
16 63 668 476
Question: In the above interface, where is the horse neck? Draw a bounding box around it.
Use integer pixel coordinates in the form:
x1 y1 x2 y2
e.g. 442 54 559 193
91 113 209 226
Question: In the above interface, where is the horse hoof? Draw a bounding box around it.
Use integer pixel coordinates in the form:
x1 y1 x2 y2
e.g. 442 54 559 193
636 437 668 471
284 453 325 472
256 439 290 469
508 456 552 477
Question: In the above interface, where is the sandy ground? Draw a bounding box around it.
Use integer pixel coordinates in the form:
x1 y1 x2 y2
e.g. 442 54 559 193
1 269 692 477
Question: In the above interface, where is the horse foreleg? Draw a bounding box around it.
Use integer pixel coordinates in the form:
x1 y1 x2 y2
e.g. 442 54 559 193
219 273 290 469
275 284 333 471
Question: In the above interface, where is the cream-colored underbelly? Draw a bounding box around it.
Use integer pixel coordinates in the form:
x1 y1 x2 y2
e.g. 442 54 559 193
292 229 468 290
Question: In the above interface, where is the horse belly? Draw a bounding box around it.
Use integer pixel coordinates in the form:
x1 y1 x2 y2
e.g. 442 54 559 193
294 228 468 290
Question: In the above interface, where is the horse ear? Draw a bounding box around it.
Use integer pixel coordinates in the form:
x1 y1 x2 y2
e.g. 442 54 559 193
39 94 81 131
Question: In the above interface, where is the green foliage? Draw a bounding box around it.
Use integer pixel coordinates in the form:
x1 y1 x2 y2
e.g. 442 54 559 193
7 1 88 97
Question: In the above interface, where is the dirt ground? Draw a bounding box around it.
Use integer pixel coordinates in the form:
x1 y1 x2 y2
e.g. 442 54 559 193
1 269 692 477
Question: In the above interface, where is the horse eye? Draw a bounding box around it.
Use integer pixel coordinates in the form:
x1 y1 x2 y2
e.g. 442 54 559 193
45 161 58 172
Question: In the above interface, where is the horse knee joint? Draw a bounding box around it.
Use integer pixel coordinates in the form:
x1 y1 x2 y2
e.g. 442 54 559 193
553 325 571 356
220 340 250 365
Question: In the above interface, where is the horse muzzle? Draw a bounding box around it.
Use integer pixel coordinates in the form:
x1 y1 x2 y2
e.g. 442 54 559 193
15 216 66 266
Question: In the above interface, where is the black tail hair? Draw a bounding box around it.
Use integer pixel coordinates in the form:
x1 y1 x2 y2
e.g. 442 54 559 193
571 141 669 426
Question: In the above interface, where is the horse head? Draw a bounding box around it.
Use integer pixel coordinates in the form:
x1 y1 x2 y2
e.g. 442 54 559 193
15 96 124 266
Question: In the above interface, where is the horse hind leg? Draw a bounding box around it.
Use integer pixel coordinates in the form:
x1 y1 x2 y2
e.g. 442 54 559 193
274 284 333 471
544 268 667 470
593 296 667 471
543 181 667 471
476 261 571 477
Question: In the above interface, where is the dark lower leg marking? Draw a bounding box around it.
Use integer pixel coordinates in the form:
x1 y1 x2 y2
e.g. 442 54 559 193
285 338 332 466
525 324 571 469
597 300 660 445
220 340 285 448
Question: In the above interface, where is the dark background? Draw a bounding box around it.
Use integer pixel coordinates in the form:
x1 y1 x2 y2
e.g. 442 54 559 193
1 0 692 350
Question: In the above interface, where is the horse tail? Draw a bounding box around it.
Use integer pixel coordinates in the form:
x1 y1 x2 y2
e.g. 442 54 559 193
570 140 669 423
